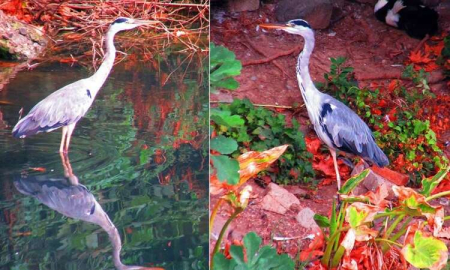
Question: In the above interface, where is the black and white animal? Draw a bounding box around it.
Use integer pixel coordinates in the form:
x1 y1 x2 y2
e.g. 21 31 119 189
374 0 439 39
12 17 157 153
260 20 389 190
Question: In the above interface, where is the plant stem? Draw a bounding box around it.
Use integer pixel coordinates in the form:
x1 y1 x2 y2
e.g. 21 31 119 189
331 245 346 268
210 198 224 233
385 214 404 238
375 238 403 247
382 214 404 253
210 208 243 270
425 191 450 202
391 217 412 243
321 226 350 267
374 211 399 220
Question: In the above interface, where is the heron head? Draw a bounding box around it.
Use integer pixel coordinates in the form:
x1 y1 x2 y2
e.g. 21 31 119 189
260 19 313 36
110 17 158 32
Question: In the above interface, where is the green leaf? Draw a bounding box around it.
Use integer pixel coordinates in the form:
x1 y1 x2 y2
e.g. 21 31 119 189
348 206 367 228
243 232 262 265
402 230 448 269
214 232 295 270
339 169 370 195
211 109 245 127
210 43 242 91
314 214 330 228
214 77 240 90
211 155 240 185
421 166 450 197
211 136 238 154
230 245 245 265
214 253 235 270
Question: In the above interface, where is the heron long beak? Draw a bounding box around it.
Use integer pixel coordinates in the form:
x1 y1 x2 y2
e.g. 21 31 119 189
259 22 291 30
133 19 159 26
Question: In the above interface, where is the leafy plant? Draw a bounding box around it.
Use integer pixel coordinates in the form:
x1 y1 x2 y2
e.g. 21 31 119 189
213 232 295 270
211 99 315 185
210 145 290 269
309 165 450 269
319 57 447 184
210 43 242 93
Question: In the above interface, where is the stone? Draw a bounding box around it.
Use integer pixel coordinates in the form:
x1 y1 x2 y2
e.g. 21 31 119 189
19 27 27 36
228 0 259 12
284 185 308 197
275 0 333 29
261 183 301 214
353 0 377 4
0 10 48 60
296 207 318 229
350 162 408 199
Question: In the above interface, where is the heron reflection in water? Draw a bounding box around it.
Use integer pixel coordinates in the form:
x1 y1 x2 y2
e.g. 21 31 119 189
14 154 164 270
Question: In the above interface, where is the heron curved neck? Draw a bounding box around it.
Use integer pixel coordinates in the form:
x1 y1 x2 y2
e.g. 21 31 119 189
296 31 317 94
89 29 118 94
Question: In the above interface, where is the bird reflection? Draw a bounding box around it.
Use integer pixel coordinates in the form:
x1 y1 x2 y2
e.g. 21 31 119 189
14 153 164 270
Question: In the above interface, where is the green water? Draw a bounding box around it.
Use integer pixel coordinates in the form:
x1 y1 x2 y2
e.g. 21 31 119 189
0 53 209 270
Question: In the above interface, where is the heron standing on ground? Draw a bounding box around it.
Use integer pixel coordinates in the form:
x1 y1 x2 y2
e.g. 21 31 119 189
260 20 389 190
12 17 157 153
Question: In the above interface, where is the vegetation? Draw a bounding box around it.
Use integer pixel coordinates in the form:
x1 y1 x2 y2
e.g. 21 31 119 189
309 166 450 269
211 99 315 185
318 57 447 184
214 232 295 270
210 145 295 269
210 43 242 93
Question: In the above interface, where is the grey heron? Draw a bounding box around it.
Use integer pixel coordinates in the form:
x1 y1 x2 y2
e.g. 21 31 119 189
260 20 389 190
12 17 157 153
14 154 164 270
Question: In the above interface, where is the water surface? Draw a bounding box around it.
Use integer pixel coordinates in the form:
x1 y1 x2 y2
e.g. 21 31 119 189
0 52 208 270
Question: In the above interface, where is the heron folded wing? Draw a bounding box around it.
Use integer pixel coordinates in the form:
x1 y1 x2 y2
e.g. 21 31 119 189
321 101 389 167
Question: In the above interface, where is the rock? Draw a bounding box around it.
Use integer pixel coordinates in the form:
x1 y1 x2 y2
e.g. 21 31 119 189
19 27 27 36
296 207 319 229
275 0 333 29
284 185 308 197
353 0 377 4
350 162 408 199
261 183 301 214
0 10 48 60
228 0 259 12
371 166 409 186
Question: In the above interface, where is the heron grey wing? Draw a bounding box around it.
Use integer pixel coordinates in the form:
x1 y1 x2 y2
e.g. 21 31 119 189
320 97 389 166
32 79 91 125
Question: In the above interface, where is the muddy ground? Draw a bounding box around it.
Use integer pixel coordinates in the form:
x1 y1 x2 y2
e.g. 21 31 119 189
210 0 450 262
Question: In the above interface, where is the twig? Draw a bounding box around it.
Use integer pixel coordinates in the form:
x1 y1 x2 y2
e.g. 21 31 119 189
210 100 304 109
243 35 299 76
242 44 302 67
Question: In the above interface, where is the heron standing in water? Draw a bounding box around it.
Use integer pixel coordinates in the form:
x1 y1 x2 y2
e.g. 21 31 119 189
260 20 389 190
12 17 157 153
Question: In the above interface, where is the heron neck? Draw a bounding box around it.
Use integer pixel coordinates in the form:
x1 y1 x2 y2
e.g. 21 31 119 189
89 29 118 95
296 32 316 94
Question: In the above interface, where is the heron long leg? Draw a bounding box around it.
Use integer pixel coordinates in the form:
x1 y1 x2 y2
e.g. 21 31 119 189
59 126 68 153
64 123 76 153
330 148 341 190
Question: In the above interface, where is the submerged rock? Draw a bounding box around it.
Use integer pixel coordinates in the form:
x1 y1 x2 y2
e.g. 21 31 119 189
0 11 48 60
